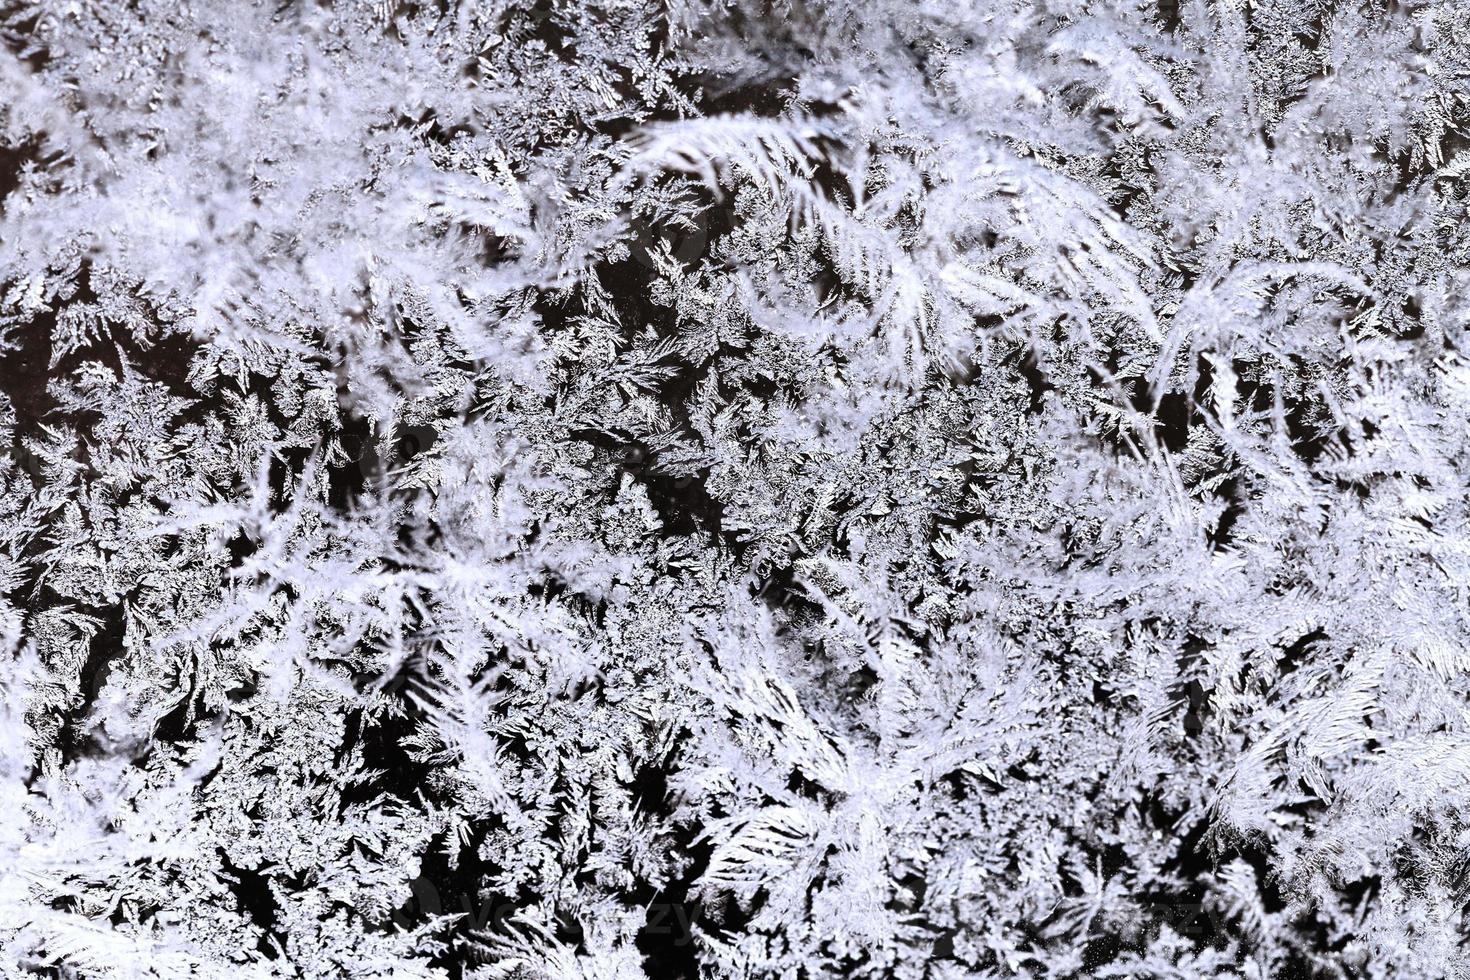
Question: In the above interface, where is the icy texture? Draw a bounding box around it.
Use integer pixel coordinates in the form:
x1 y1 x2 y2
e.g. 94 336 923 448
0 1 1468 977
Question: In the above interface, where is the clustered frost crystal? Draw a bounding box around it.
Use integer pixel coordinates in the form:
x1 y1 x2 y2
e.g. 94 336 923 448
0 1 1468 978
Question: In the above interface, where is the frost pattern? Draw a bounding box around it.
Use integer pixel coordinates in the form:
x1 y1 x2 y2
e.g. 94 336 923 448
0 1 1468 978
